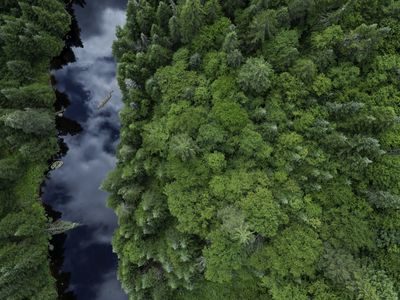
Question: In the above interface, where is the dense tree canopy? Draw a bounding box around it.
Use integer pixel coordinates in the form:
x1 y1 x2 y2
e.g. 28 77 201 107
0 1 70 299
106 0 400 299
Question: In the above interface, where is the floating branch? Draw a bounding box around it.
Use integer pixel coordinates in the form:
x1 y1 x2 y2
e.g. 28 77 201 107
46 220 81 235
97 90 114 109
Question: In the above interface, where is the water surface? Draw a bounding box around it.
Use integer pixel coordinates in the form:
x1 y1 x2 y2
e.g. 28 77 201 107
43 2 128 299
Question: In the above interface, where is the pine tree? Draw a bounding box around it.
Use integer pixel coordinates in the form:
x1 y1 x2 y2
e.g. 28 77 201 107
179 0 204 43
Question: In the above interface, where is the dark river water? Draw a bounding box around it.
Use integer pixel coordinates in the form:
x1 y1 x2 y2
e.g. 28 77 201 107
42 1 128 299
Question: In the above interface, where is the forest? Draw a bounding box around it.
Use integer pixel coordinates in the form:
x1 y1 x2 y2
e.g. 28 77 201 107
103 0 400 299
1 0 400 299
0 0 71 299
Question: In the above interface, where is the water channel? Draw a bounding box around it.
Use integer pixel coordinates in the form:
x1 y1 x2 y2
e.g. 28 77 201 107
42 1 128 299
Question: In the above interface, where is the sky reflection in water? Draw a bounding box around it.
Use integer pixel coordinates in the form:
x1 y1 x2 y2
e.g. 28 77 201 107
43 2 128 299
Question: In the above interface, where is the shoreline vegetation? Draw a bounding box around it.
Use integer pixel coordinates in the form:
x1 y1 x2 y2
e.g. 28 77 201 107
1 0 400 299
0 1 75 299
104 0 400 299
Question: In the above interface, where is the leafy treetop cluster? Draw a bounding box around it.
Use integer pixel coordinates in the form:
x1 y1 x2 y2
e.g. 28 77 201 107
0 1 70 299
105 0 400 299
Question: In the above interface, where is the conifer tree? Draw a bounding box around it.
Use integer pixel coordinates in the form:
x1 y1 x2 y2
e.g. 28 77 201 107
106 0 400 298
0 1 71 298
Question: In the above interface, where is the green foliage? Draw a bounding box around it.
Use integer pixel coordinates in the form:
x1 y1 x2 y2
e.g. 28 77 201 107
204 151 226 173
169 134 198 161
320 247 398 299
263 29 299 71
238 57 274 95
192 17 231 53
203 229 244 283
211 99 249 132
107 0 400 299
1 108 54 135
0 157 21 181
252 225 323 278
179 0 204 44
241 187 288 238
0 1 70 299
1 83 55 108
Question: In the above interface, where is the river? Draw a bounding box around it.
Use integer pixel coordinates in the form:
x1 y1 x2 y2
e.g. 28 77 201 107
42 1 128 299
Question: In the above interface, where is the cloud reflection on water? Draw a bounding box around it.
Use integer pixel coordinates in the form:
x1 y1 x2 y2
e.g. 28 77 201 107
43 4 127 300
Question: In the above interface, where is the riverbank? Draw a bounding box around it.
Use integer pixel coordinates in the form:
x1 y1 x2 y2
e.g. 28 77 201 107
0 1 72 298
